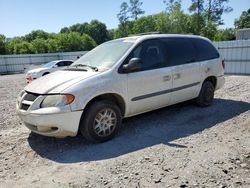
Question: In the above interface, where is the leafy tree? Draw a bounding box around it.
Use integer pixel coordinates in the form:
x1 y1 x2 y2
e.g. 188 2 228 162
0 34 6 54
61 20 108 45
152 13 171 33
213 28 235 41
56 32 84 52
132 16 156 34
129 0 145 20
13 41 34 54
88 20 109 44
200 21 217 39
188 0 204 33
47 39 59 53
32 38 48 53
235 9 250 29
56 32 96 52
69 23 90 35
164 0 181 12
166 1 189 33
60 27 70 33
24 30 49 42
81 34 96 50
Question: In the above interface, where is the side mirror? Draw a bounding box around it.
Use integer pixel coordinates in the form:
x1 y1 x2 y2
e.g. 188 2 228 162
53 64 58 68
123 58 142 73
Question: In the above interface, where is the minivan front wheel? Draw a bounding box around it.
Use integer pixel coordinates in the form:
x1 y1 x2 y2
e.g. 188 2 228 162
80 100 122 142
196 81 215 107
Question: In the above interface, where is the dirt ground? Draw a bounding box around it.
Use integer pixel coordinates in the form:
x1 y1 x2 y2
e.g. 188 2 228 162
0 74 249 188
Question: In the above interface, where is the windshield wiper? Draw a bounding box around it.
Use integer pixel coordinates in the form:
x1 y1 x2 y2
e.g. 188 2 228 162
72 64 98 71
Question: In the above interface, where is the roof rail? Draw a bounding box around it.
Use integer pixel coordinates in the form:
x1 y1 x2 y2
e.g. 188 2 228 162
130 32 162 36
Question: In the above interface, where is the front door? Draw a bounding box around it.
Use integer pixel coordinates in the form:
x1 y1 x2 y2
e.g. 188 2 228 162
125 39 173 116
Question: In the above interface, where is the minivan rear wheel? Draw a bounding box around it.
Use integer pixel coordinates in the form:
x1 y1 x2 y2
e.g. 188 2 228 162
79 100 122 142
196 81 215 107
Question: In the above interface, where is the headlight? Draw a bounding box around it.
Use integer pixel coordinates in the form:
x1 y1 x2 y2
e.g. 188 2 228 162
40 94 75 108
18 90 26 100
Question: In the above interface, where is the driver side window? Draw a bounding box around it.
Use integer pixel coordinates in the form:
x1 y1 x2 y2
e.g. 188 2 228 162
128 39 165 71
57 61 65 67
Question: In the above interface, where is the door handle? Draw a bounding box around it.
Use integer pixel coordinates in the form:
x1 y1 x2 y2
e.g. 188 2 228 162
173 73 181 80
163 75 171 81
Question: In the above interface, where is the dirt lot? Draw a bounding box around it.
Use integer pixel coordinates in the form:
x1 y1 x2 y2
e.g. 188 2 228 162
0 74 249 188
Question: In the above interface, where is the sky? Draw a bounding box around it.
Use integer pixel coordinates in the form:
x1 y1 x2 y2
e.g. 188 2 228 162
0 0 249 38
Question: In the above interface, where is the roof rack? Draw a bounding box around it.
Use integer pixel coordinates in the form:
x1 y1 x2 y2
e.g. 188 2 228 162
130 32 162 36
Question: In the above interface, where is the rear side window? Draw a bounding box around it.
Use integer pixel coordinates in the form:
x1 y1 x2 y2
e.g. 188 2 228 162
65 61 73 66
192 38 219 61
161 38 196 66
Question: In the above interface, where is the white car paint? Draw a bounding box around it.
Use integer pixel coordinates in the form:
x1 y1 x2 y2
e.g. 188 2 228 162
17 34 225 138
25 60 73 82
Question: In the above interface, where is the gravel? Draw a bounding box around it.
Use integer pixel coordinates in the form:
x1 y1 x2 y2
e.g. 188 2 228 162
0 74 250 188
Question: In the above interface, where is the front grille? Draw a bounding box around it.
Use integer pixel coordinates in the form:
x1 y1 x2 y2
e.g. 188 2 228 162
21 103 30 111
24 93 39 101
19 92 40 111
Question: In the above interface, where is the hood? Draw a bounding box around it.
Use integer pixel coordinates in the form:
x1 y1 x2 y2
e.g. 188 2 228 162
27 67 48 74
25 70 100 94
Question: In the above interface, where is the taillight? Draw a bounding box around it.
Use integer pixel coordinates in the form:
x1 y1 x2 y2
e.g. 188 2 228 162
222 59 225 69
28 75 33 82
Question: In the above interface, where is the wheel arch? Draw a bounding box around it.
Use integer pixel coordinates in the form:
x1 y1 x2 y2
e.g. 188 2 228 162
203 76 217 88
83 93 126 117
42 72 50 76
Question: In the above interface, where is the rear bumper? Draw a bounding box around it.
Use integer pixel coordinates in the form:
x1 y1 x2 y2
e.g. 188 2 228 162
216 75 225 90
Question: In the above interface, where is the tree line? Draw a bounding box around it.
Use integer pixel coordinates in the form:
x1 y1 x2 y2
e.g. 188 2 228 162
0 0 249 55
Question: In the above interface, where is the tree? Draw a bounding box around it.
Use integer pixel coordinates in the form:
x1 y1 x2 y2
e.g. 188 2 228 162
129 0 145 20
0 34 6 55
57 32 84 52
189 0 204 33
13 41 34 54
88 20 109 44
205 0 233 25
32 38 48 53
235 9 250 29
213 28 235 41
164 0 181 12
81 34 96 50
24 30 49 42
47 39 59 53
69 23 90 35
153 12 171 33
117 2 130 24
117 2 131 37
56 32 96 52
166 1 189 33
132 16 156 34
60 27 70 33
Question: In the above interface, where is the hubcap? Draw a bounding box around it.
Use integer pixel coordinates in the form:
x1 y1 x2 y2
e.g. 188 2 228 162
93 108 117 137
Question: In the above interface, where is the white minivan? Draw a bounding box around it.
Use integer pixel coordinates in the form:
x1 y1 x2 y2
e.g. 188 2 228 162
17 34 225 142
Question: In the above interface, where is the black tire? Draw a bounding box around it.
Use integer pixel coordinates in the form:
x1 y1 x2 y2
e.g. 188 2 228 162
196 81 215 107
42 72 50 76
79 100 122 142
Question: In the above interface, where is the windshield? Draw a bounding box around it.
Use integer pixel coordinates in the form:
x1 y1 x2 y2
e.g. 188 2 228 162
71 39 134 69
42 61 57 68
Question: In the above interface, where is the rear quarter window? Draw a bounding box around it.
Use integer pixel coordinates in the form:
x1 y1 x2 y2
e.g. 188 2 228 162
192 38 219 61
